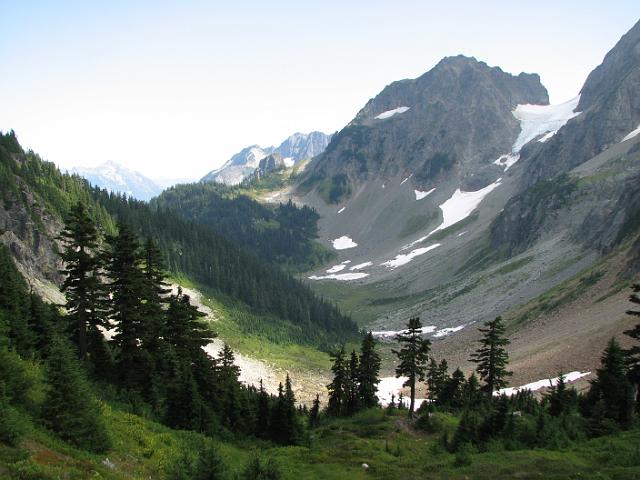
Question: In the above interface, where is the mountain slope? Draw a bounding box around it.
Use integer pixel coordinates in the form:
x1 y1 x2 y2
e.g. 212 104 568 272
72 160 162 201
202 131 331 185
0 131 358 348
276 21 640 381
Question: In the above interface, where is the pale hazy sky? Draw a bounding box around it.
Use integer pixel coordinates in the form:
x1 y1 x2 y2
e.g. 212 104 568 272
1 1 638 179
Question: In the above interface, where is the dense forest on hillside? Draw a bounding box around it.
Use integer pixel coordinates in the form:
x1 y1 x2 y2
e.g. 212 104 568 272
152 182 333 272
0 131 359 349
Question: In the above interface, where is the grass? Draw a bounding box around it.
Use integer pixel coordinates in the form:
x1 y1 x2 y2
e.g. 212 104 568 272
3 404 640 479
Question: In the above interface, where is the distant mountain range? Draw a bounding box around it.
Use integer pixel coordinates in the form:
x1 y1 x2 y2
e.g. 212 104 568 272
201 131 332 185
71 161 164 201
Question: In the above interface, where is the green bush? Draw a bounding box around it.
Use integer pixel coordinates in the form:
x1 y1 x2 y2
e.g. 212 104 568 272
240 457 282 480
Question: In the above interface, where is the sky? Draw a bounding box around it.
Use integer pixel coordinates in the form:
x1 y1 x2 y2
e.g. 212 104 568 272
0 1 638 180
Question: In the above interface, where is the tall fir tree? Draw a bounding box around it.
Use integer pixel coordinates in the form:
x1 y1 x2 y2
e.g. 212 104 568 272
392 317 431 415
345 350 360 415
586 338 635 428
623 283 640 408
58 202 106 361
309 393 321 428
357 332 381 408
103 222 147 387
41 337 111 452
470 316 512 396
256 379 271 438
327 347 347 416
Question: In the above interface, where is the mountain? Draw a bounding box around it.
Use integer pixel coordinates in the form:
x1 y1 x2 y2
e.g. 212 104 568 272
201 131 332 185
72 160 162 201
270 22 640 383
0 131 358 349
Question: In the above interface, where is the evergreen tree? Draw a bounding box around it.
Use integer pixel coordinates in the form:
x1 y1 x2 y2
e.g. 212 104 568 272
346 350 360 415
309 393 321 428
58 202 105 361
269 376 299 444
623 283 640 408
256 379 271 438
546 371 576 417
470 316 512 396
586 338 634 428
440 368 465 409
217 343 242 430
41 337 110 452
357 332 381 408
392 317 431 415
462 373 481 408
103 222 147 387
327 347 347 416
166 289 212 359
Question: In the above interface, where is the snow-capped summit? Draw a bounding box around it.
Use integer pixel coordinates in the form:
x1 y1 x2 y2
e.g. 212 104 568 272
201 131 332 185
71 160 163 201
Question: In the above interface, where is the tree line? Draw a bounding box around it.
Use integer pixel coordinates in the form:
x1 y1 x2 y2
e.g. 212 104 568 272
0 130 360 350
0 202 313 459
324 298 640 454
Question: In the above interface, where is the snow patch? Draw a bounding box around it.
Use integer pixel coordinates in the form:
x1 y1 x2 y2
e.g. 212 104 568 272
308 272 369 281
493 153 520 171
622 124 640 142
375 106 410 120
326 264 347 273
494 96 581 171
372 325 437 339
332 236 358 250
282 157 294 168
496 371 591 396
457 231 467 237
350 261 373 271
377 376 428 408
414 187 436 200
511 95 581 153
433 325 465 338
405 179 502 249
381 243 441 269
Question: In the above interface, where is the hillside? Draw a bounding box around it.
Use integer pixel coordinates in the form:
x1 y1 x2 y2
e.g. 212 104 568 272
151 181 334 272
270 21 640 361
0 131 358 351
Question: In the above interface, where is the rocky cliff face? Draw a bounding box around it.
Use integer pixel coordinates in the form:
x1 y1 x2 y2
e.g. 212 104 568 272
491 20 640 256
518 19 640 187
0 154 65 303
300 55 548 200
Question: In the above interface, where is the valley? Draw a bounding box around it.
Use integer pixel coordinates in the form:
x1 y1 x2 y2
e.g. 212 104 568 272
1 8 640 479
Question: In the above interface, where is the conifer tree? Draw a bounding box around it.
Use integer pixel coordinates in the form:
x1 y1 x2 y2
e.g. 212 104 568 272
346 349 360 415
357 332 381 408
217 343 242 430
41 337 111 452
256 379 271 438
58 202 105 361
463 373 481 408
327 347 347 416
103 222 147 387
546 371 575 417
440 368 465 409
309 393 321 428
392 317 431 415
269 376 299 444
166 289 212 359
586 338 635 428
623 283 640 407
470 316 512 396
139 238 169 352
